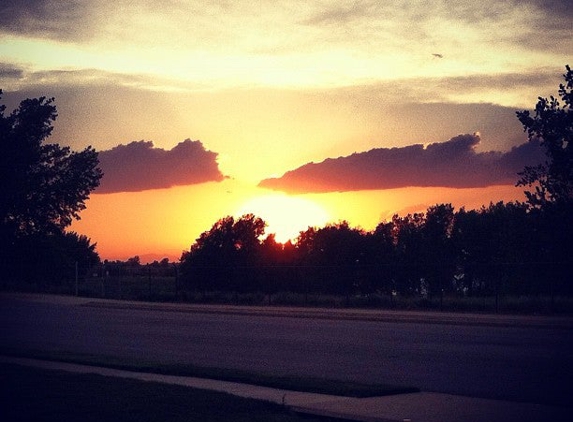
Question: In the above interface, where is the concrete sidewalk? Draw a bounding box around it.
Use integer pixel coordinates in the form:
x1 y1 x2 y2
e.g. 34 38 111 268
1 355 569 422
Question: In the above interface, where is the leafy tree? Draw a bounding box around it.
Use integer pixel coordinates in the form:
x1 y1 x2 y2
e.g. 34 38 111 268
295 222 366 295
258 234 298 295
61 231 100 271
0 90 102 284
516 66 573 295
453 202 534 296
126 256 141 266
0 90 102 238
371 220 398 294
8 231 99 287
419 204 456 297
390 212 426 294
180 214 266 292
516 65 573 207
186 214 265 261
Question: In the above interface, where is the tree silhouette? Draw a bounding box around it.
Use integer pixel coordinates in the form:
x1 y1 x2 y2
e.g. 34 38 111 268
419 204 456 299
0 91 102 238
371 220 399 294
61 231 100 271
296 222 366 296
0 90 102 284
516 65 573 208
453 202 531 297
390 212 425 294
516 66 573 296
180 214 266 293
8 231 99 286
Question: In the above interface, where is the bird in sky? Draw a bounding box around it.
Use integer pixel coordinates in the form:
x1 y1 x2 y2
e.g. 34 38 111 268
432 53 444 58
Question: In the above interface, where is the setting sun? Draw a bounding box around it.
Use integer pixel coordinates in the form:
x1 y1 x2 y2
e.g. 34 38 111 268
236 194 331 243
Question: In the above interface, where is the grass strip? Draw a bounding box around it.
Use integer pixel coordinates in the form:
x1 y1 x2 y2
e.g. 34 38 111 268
1 348 419 398
1 362 325 422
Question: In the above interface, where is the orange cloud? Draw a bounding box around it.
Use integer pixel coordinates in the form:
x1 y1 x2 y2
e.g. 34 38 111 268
259 134 545 193
97 139 225 193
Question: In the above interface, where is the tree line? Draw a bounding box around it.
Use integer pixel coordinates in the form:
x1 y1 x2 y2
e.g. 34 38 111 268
99 256 176 279
179 202 572 300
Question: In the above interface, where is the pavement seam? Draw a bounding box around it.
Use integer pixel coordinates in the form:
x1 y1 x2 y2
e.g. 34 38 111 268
4 293 573 329
81 300 573 329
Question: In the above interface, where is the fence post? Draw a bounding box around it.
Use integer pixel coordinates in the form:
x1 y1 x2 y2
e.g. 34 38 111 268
147 264 152 300
173 263 179 301
439 276 444 312
75 261 78 296
101 264 106 298
495 273 499 314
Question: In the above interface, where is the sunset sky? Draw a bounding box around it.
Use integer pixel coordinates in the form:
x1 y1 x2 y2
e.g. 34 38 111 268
1 0 572 261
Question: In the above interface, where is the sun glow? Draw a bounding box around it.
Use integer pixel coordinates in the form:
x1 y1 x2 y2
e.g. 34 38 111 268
236 194 331 243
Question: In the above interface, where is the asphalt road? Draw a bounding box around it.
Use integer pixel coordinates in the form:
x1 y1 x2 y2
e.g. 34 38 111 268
1 294 572 407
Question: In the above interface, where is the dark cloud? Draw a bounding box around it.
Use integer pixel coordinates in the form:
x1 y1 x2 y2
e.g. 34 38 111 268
258 134 545 194
0 0 231 44
304 2 377 25
0 0 96 41
304 1 525 28
511 1 572 51
304 1 572 54
498 1 573 51
529 0 573 19
97 139 226 193
0 63 24 79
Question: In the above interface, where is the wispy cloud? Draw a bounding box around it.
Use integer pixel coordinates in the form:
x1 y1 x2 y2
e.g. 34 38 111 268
97 139 225 193
528 0 573 27
259 134 545 194
0 64 206 93
1 63 561 107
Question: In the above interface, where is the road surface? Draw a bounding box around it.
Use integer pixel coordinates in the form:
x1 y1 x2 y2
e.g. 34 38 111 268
1 294 571 407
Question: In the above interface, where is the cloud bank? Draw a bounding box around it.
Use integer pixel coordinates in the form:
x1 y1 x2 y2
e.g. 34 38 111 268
259 134 545 194
97 139 225 193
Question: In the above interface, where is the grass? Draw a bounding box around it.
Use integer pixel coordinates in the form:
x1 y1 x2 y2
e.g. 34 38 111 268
0 363 325 422
2 348 419 398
